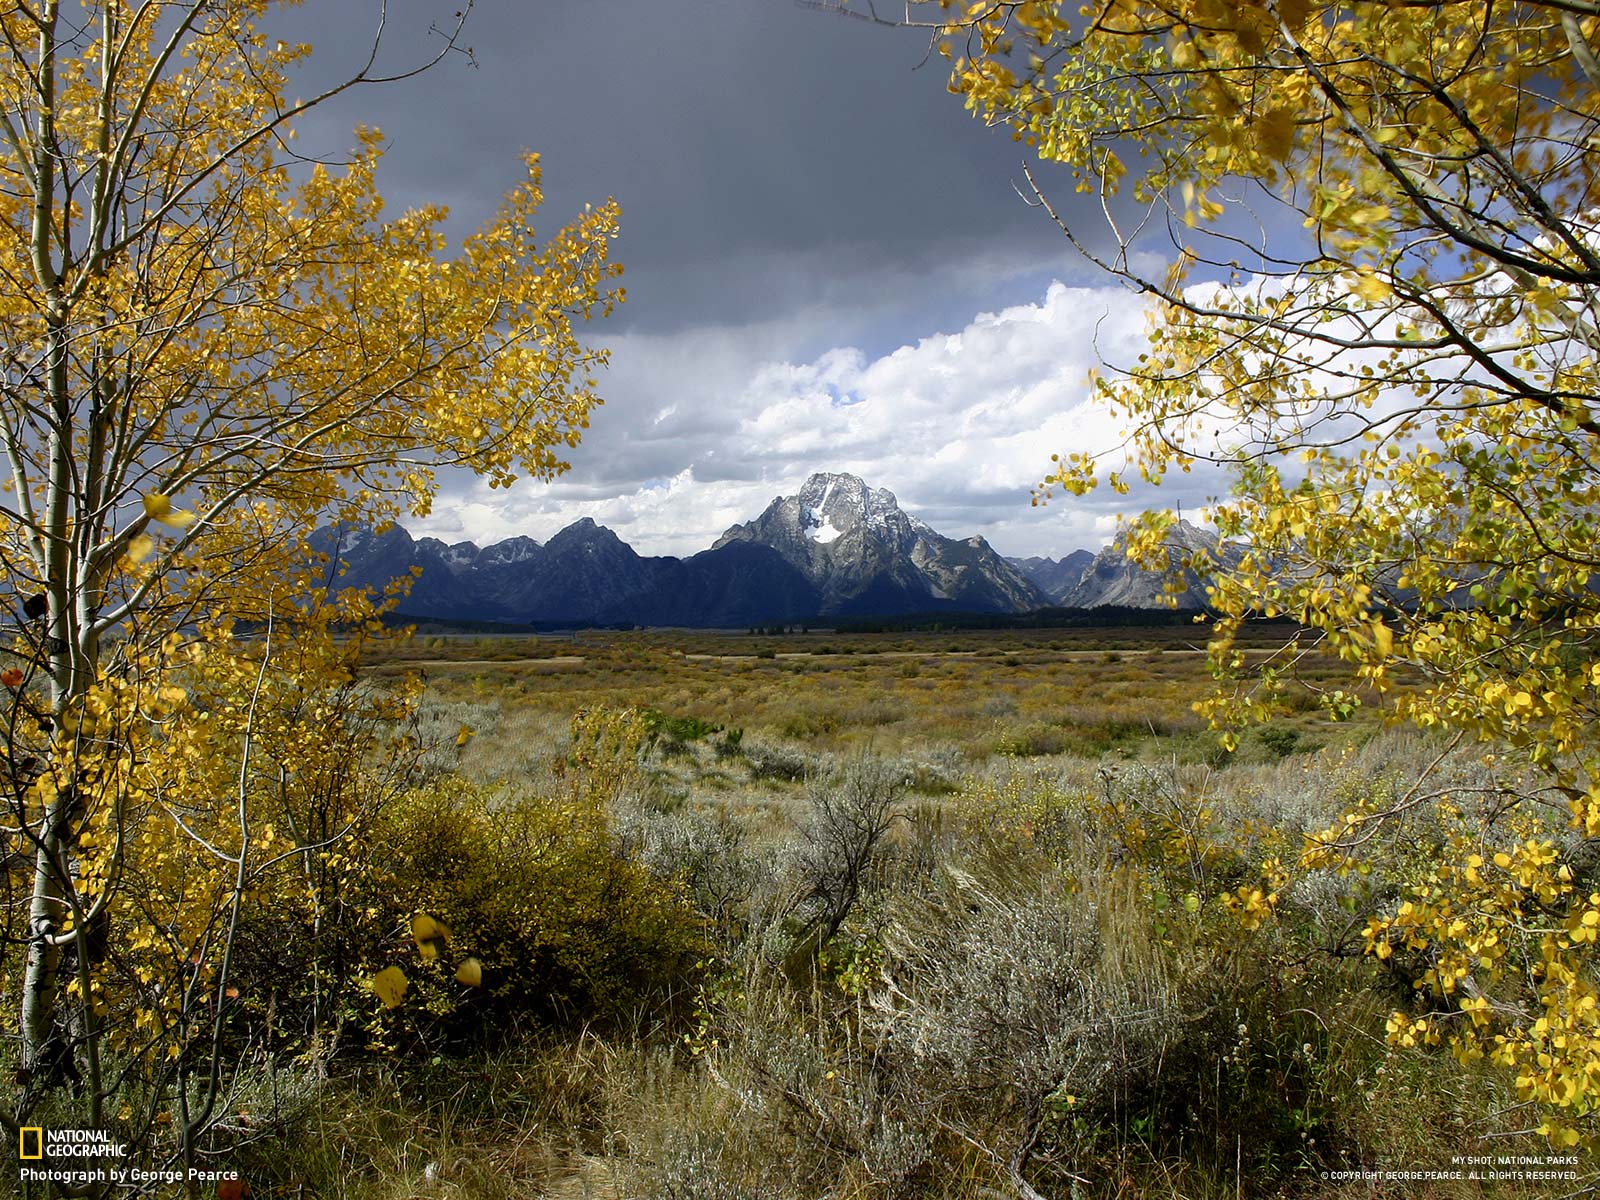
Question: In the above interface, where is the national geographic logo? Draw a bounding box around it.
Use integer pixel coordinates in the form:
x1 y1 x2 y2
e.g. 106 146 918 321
15 1125 133 1189
14 1126 246 1191
16 1126 126 1159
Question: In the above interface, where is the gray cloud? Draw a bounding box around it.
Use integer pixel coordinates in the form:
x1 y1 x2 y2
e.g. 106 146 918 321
270 2 1191 558
279 2 1110 327
414 282 1234 559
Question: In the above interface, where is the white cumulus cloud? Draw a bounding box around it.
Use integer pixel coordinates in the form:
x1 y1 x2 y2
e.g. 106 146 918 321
414 281 1232 558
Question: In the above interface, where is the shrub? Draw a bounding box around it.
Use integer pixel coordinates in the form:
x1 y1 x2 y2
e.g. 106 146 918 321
355 711 706 1041
637 1130 775 1200
995 721 1071 758
713 727 745 760
743 740 815 782
899 744 969 796
791 756 908 951
617 802 757 947
979 694 1018 718
642 707 723 743
1255 723 1302 760
358 779 703 1040
779 710 841 740
869 857 1180 1178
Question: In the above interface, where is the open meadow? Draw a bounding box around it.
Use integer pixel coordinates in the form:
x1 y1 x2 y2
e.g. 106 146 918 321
220 623 1574 1200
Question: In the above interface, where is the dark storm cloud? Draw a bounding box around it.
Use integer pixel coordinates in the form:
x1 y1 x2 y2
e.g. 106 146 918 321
266 2 1205 557
276 0 1094 335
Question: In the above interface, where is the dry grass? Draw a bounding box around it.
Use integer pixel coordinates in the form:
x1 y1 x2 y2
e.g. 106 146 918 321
229 627 1581 1200
388 627 1394 778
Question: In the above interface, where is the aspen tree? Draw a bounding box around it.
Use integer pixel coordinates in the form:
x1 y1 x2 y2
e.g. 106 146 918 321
0 0 620 1150
843 0 1600 1144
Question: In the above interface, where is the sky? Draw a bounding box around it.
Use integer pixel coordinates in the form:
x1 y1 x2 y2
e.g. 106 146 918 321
282 0 1230 559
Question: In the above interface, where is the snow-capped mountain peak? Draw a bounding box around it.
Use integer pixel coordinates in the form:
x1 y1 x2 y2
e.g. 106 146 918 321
314 472 1077 626
712 472 1046 614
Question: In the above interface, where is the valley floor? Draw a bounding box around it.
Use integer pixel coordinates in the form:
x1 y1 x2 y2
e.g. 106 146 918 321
238 627 1587 1197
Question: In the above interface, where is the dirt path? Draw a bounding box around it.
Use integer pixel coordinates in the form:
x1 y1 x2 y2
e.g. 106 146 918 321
370 647 1254 669
374 655 588 669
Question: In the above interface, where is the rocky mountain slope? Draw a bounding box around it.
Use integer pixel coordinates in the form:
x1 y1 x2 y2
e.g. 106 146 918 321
1064 519 1242 609
1008 550 1096 604
712 473 1047 616
311 520 817 628
314 473 1098 627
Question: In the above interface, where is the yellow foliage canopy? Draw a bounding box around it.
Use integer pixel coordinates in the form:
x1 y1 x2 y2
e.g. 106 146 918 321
894 0 1600 1146
0 0 621 1138
0 1 622 708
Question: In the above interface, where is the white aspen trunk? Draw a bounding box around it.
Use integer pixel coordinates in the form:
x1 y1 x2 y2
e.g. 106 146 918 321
19 0 80 1082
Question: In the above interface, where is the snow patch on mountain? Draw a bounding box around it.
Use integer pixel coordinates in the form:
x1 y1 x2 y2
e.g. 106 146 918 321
712 471 1049 614
808 519 843 544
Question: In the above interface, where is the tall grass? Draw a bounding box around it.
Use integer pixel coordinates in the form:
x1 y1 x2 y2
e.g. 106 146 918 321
228 631 1578 1198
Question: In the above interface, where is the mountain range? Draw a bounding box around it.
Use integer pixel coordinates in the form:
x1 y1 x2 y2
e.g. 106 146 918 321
313 472 1227 627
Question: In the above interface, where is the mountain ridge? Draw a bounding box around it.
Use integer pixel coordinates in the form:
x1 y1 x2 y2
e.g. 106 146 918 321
313 473 1222 627
713 473 1047 616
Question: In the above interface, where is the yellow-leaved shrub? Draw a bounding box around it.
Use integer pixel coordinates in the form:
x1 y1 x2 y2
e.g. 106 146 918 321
353 709 705 1041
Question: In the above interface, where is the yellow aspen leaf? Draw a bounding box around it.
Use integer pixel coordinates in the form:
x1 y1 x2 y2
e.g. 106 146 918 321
370 966 408 1009
1371 620 1393 657
1350 272 1392 303
1526 286 1560 311
141 493 197 528
1257 107 1296 161
455 957 483 987
412 913 452 960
